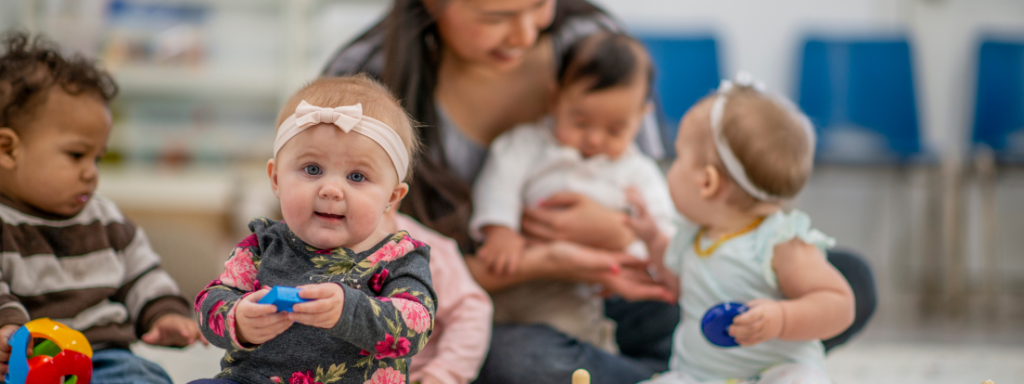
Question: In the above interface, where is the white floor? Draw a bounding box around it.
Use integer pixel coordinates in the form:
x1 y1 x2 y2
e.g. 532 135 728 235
824 342 1024 384
132 339 1024 384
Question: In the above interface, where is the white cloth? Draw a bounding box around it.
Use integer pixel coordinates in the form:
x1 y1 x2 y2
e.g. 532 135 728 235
641 363 831 384
663 210 835 382
469 117 676 258
470 117 676 352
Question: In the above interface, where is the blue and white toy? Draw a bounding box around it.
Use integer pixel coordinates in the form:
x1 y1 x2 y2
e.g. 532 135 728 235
258 286 310 312
701 302 749 347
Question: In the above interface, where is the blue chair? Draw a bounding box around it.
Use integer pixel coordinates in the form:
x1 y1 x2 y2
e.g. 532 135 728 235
973 39 1024 163
639 35 721 154
970 38 1024 313
797 36 925 163
795 35 937 319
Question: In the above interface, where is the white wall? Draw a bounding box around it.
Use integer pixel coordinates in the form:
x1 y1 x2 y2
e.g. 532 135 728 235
594 0 1024 157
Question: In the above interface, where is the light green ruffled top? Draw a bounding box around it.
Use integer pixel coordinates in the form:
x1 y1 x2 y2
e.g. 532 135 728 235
664 210 835 383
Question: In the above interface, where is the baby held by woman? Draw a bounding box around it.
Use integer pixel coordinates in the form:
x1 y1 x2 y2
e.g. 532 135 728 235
469 32 676 352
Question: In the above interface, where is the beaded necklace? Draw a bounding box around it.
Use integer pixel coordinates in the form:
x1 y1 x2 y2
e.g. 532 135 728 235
693 217 766 257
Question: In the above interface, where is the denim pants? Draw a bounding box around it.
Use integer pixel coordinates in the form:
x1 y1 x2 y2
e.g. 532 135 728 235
475 251 877 384
91 348 173 384
475 300 676 384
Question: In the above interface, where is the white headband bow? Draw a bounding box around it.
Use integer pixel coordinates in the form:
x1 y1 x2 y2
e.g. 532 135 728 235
274 101 409 182
708 71 815 202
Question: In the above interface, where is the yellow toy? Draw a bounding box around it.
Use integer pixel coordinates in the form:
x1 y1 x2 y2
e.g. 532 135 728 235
4 318 93 384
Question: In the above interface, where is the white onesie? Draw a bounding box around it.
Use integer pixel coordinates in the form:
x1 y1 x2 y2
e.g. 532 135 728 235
470 117 676 352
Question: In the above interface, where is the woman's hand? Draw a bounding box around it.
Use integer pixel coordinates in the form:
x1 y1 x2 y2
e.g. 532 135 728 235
236 287 293 346
599 264 676 303
467 241 625 293
521 192 634 250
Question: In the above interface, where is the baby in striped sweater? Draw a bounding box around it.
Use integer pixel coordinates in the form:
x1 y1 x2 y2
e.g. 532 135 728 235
0 32 202 383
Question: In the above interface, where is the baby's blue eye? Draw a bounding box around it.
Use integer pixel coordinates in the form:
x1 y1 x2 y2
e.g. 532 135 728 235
304 164 322 176
348 172 366 182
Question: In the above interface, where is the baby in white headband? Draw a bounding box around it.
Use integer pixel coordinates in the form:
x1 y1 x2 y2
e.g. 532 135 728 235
194 75 437 384
630 74 854 384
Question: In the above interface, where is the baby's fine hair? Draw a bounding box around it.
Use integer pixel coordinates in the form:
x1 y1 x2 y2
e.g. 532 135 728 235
695 86 815 208
277 74 421 180
0 32 118 132
558 32 653 102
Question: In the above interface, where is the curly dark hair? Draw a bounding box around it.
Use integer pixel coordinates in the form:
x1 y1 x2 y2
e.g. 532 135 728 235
0 31 118 132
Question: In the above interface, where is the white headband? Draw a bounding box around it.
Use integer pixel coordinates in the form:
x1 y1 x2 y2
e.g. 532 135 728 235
274 101 409 182
708 72 816 202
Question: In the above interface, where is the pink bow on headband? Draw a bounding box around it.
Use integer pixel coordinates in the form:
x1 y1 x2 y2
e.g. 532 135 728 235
273 100 410 182
293 101 366 132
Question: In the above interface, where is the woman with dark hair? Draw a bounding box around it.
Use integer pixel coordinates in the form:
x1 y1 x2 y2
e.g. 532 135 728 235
325 2 679 384
323 1 876 383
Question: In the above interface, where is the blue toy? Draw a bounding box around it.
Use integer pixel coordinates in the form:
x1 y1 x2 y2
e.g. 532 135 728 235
5 318 93 384
258 286 310 312
701 302 749 348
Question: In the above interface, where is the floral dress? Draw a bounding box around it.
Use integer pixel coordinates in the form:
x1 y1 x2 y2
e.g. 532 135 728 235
195 218 436 384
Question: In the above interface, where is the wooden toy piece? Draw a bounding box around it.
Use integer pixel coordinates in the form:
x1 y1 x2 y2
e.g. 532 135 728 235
572 369 591 384
258 286 311 312
4 318 92 384
982 380 995 384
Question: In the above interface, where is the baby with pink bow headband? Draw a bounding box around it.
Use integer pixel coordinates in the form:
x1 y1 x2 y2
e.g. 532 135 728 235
192 75 437 384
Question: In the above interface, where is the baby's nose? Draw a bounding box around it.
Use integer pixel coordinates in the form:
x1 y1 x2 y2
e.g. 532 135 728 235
319 182 344 200
585 131 605 148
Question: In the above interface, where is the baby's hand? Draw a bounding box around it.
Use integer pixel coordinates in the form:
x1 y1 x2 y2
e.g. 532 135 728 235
729 299 784 346
142 313 207 347
236 287 293 346
0 323 22 374
478 226 525 276
624 187 660 243
291 283 345 329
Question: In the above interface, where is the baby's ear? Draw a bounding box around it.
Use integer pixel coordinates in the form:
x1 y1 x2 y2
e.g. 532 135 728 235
0 128 21 169
266 158 280 198
699 165 722 199
387 182 410 213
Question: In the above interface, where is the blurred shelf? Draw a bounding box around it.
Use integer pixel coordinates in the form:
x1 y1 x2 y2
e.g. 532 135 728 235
111 65 285 99
97 166 236 213
106 0 282 10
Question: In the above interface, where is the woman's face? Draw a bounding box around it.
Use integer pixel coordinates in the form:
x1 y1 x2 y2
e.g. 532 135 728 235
434 0 556 70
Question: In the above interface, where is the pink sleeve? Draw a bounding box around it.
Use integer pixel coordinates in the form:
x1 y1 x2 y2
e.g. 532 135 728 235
397 215 494 384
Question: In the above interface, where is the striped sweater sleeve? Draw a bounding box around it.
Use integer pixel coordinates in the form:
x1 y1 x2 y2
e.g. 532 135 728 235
108 220 191 336
0 210 29 326
0 271 29 327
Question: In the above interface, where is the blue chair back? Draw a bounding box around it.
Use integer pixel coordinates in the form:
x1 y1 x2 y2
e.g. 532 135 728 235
639 35 721 148
797 36 922 162
973 39 1024 161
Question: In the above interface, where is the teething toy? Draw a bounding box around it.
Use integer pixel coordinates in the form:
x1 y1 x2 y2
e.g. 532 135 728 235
4 318 92 384
701 302 748 347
